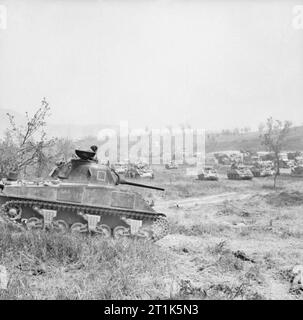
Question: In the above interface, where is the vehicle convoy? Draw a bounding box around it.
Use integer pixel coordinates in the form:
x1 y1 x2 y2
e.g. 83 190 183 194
227 164 254 180
197 167 219 181
0 147 169 241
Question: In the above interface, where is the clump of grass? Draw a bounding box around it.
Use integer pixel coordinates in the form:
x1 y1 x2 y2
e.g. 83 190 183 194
203 279 266 300
207 241 259 273
173 279 265 300
0 224 83 264
217 200 262 218
276 228 303 239
174 279 206 300
169 220 232 237
243 265 264 285
217 201 236 216
264 191 303 207
217 252 244 272
207 240 229 255
0 224 173 300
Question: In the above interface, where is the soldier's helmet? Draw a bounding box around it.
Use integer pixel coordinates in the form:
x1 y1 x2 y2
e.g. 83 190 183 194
90 145 98 153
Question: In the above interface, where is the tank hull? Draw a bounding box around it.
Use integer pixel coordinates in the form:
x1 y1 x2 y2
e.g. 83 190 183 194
227 171 253 180
197 174 218 181
0 183 168 241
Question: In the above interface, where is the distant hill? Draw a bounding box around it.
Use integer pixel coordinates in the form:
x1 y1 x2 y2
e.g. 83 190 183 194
205 126 303 153
2 108 303 152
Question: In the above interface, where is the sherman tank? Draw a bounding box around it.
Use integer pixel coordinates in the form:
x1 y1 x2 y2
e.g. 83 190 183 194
0 148 169 241
197 167 219 181
227 164 253 180
250 163 274 178
165 161 178 170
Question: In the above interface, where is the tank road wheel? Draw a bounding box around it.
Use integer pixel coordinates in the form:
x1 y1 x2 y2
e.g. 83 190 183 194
6 205 22 221
135 228 152 240
70 222 88 234
113 226 131 239
52 220 69 233
95 224 111 238
151 217 169 241
26 217 43 230
1 203 25 231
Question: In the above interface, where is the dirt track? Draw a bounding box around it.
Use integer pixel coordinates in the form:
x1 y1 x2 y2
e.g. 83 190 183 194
155 191 258 210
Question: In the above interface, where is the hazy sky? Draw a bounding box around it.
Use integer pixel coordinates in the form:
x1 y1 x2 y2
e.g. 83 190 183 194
0 0 302 131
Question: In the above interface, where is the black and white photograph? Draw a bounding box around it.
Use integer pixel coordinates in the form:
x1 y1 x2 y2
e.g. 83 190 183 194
0 0 303 304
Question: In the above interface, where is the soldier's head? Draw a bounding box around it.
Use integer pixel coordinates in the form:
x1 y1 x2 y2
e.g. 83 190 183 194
91 145 98 153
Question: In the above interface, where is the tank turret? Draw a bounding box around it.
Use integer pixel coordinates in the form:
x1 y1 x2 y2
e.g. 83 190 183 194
49 148 164 191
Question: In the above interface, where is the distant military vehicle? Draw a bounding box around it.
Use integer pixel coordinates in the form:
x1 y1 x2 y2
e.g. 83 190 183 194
137 167 154 179
197 167 219 181
291 165 303 177
125 162 154 179
125 164 140 179
279 159 290 169
250 162 275 177
165 161 178 169
114 162 128 174
214 154 231 165
227 164 253 180
0 147 168 241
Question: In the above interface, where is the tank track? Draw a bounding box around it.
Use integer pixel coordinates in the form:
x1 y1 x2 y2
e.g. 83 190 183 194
0 198 169 241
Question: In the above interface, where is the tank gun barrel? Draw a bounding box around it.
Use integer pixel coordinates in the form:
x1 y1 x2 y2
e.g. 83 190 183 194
119 178 164 191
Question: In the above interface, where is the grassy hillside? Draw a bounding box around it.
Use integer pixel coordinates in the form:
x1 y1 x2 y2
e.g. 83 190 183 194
2 107 303 153
206 126 303 153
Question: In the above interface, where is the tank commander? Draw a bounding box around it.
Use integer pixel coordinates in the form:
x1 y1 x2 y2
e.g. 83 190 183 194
90 145 99 162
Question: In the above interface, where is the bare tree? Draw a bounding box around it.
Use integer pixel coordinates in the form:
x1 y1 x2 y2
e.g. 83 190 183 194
260 118 292 188
0 98 55 178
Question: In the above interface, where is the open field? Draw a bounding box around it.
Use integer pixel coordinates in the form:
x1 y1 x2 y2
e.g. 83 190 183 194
1 167 303 300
